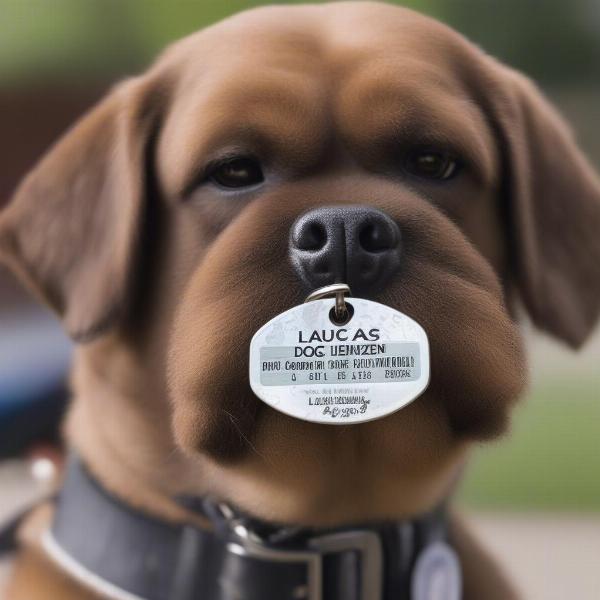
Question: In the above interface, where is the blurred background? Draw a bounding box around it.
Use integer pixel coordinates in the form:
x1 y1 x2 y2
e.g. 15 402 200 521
0 1 598 597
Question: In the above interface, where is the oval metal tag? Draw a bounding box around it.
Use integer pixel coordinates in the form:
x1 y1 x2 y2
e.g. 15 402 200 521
249 298 430 424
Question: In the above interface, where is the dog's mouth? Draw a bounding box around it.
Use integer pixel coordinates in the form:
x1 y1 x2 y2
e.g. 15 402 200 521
167 180 526 464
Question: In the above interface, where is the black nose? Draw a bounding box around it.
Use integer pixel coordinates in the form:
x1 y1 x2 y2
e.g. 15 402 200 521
290 205 401 294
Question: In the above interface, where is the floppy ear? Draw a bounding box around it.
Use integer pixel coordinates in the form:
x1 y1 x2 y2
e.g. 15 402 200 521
487 64 600 348
0 76 164 341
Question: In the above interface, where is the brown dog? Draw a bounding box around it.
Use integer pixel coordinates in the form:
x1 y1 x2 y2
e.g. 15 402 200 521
2 2 600 599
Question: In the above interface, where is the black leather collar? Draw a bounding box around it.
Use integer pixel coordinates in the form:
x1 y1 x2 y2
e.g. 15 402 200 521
43 457 461 600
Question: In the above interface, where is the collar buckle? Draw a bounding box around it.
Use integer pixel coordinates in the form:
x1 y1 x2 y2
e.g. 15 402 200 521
226 527 383 600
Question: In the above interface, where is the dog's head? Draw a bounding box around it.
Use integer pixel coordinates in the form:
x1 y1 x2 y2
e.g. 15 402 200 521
2 3 600 522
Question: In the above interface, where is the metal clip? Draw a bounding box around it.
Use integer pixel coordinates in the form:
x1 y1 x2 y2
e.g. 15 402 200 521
304 283 351 320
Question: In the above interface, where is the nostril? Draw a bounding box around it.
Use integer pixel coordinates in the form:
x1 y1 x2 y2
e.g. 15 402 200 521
295 221 327 251
290 206 401 294
359 221 397 253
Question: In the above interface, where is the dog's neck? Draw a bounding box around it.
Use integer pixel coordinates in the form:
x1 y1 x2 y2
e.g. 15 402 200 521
65 340 468 528
65 343 202 524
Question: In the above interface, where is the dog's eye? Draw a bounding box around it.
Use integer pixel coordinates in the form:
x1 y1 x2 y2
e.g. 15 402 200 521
404 149 459 180
208 157 264 189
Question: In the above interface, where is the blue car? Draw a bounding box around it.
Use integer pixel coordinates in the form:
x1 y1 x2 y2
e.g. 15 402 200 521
0 309 72 456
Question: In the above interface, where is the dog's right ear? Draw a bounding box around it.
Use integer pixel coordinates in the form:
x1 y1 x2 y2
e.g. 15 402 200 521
0 76 166 341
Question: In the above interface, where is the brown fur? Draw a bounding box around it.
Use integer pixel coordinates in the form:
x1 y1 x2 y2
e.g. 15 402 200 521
2 3 600 598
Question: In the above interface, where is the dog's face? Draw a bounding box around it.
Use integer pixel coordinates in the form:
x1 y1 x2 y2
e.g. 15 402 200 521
2 3 600 522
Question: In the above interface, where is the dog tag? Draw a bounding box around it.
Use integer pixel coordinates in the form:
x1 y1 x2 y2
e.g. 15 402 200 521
249 290 430 424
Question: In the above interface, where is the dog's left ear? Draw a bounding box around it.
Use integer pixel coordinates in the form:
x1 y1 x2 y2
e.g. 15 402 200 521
484 62 600 348
0 75 165 341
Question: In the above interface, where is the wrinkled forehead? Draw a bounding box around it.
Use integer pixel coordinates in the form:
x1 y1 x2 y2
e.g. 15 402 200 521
157 5 495 195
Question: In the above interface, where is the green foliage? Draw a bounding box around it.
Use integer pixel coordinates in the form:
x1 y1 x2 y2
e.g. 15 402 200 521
436 0 600 85
460 377 600 511
1 0 599 84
